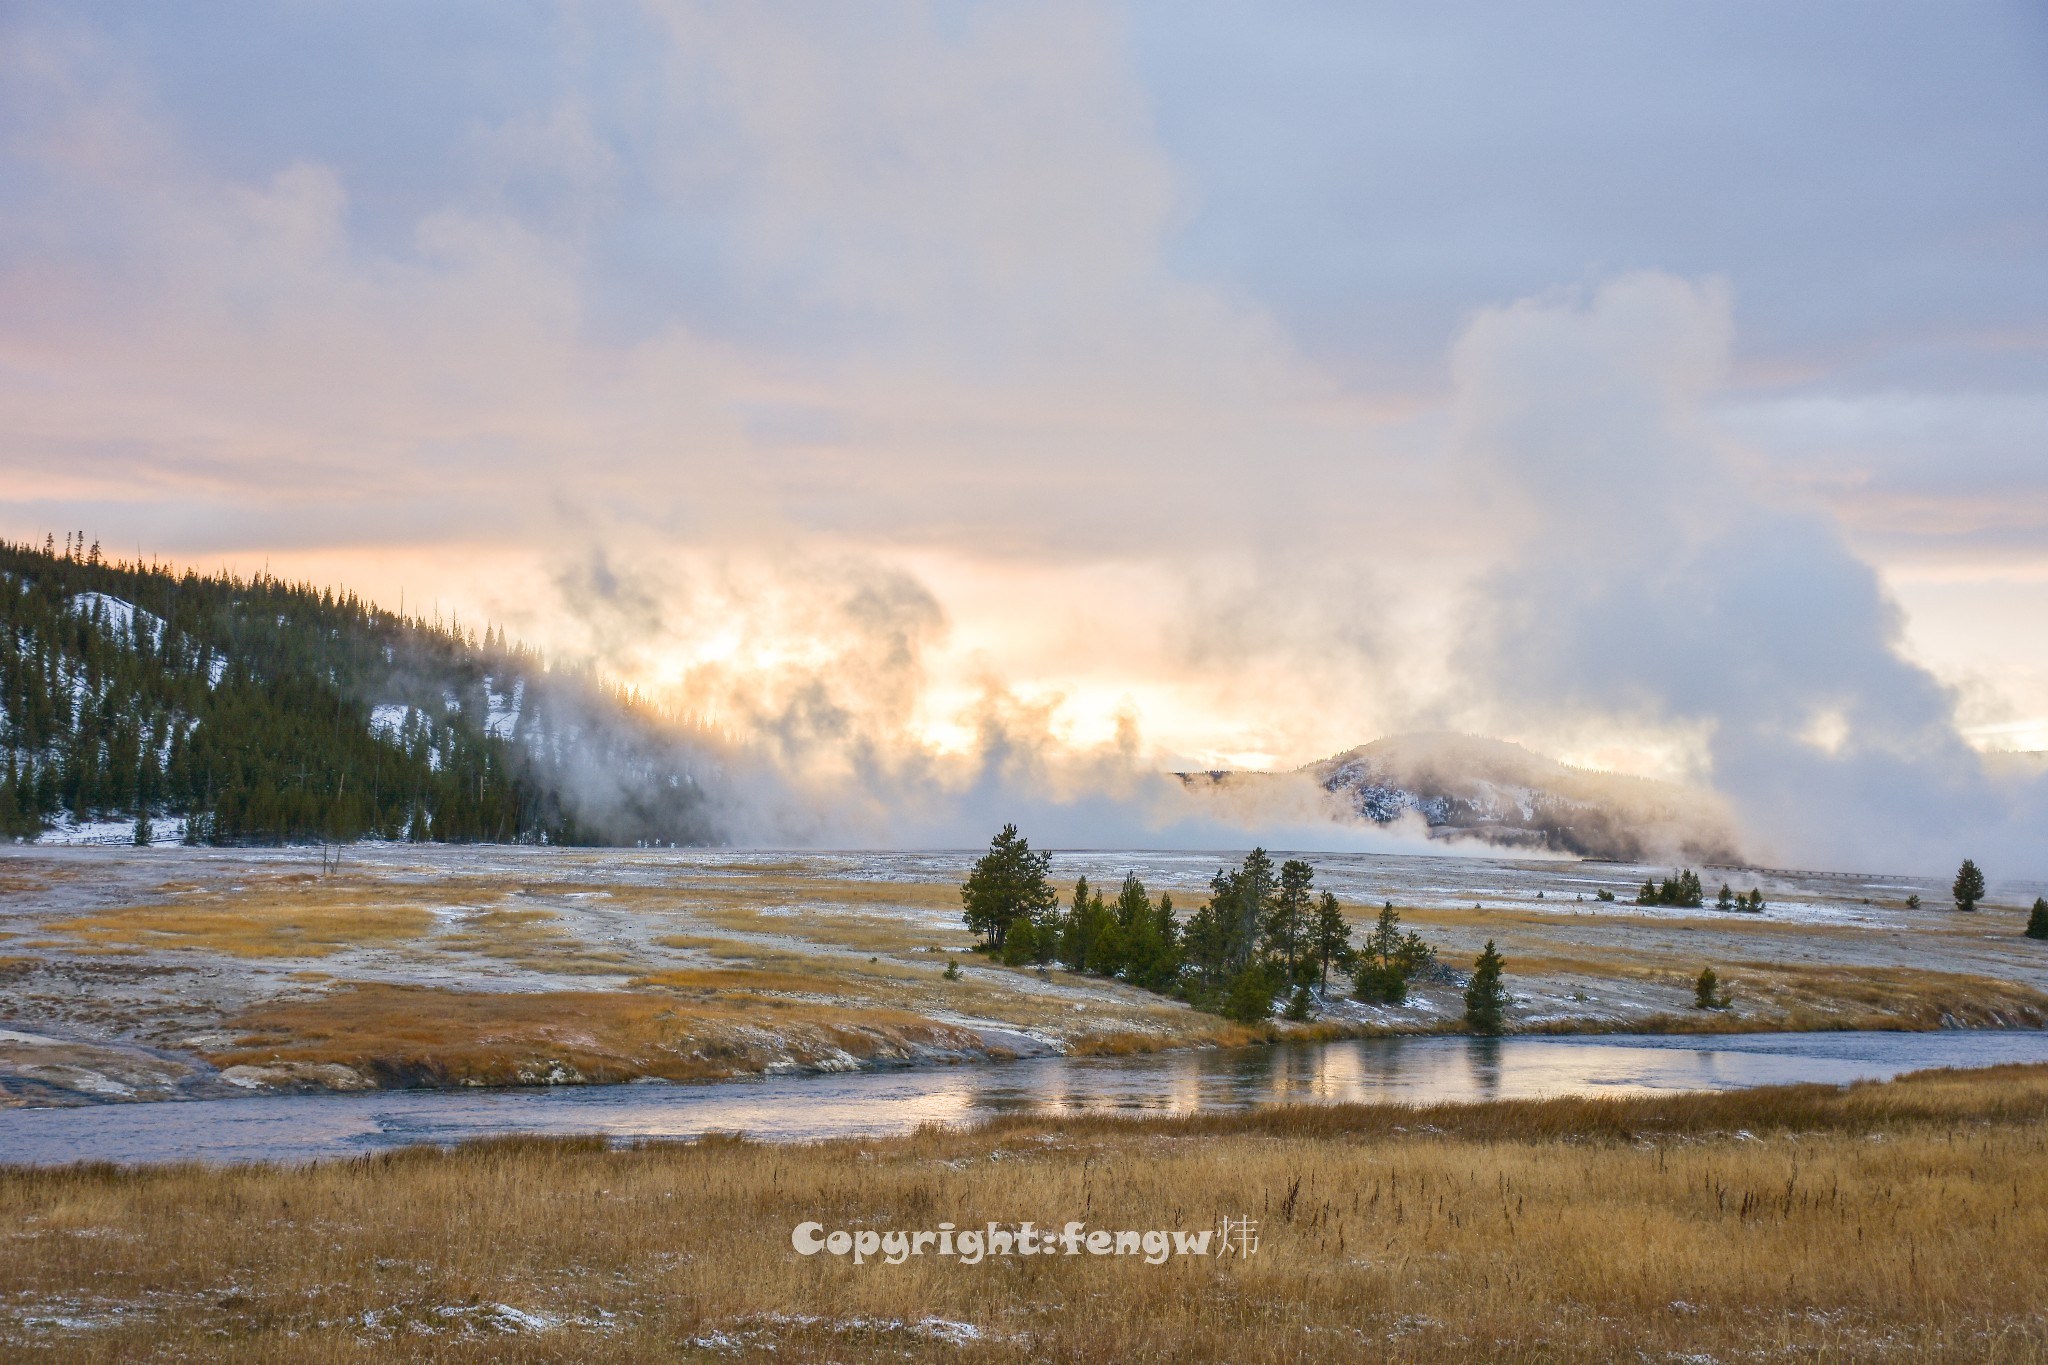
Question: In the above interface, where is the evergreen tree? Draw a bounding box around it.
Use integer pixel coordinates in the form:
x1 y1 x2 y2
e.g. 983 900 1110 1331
1694 966 1730 1010
1953 858 1986 913
1000 914 1042 967
1355 902 1409 1004
1309 891 1351 990
1058 876 1115 973
2026 898 2048 942
1110 874 1178 988
1717 883 1735 911
1224 848 1276 972
960 824 1057 951
1181 897 1234 992
1265 858 1315 982
1463 940 1508 1035
1221 964 1276 1023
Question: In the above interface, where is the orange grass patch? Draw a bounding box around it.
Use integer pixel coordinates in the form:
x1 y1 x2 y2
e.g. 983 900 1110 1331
44 895 435 958
210 982 1000 1087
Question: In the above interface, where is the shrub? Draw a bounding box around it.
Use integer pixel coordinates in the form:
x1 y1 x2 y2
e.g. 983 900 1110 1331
1353 961 1408 1005
2027 898 2048 942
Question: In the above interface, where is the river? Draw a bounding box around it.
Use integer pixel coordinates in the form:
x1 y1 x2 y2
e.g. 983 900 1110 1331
4 1029 2045 1166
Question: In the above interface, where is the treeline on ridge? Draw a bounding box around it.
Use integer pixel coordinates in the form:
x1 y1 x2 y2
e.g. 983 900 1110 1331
0 535 719 846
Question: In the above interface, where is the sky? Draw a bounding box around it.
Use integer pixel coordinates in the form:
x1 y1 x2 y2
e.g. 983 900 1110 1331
2 2 2045 871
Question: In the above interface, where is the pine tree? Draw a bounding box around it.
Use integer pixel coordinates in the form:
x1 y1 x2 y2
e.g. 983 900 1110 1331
1229 848 1276 972
2026 898 2048 942
1717 883 1735 911
1000 914 1041 967
1058 877 1115 973
1222 965 1276 1023
1953 859 1986 913
960 824 1057 951
1182 898 1233 991
1310 891 1351 990
1111 874 1175 988
1266 858 1315 982
1355 902 1409 1004
1463 940 1508 1035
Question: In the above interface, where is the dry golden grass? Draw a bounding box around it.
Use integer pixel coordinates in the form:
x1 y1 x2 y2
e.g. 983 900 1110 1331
692 902 966 956
209 982 998 1086
7 1065 2048 1361
1733 964 2048 1030
1515 959 2048 1034
46 891 436 958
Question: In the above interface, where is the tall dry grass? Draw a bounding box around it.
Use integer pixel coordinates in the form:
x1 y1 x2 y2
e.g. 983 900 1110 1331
212 981 994 1087
6 1064 2048 1361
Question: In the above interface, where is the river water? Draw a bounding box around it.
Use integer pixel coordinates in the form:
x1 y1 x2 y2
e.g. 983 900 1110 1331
4 1030 2045 1166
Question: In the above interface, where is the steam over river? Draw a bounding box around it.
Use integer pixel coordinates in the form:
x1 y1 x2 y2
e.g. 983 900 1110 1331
6 1030 2048 1166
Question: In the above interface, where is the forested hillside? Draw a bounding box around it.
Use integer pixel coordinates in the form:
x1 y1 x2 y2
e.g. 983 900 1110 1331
0 537 722 846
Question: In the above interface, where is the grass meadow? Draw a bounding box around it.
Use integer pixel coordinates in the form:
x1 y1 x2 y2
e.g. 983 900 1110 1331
7 1063 2048 1361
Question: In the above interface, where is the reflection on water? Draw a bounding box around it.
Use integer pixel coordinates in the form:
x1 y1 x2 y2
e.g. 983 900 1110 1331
6 1029 2048 1167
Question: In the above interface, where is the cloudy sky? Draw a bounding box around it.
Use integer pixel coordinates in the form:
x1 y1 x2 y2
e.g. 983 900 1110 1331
3 2 2045 870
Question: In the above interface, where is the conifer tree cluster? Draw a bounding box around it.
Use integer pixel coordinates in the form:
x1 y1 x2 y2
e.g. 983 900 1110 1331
1713 882 1766 913
959 829 1449 1026
1636 869 1704 907
1351 901 1436 1004
0 537 717 846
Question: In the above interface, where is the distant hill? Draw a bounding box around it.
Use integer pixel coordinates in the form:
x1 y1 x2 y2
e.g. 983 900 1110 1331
0 538 722 846
1184 732 1742 863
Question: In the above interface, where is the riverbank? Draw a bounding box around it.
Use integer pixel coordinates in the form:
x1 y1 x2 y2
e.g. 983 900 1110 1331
5 844 2046 1107
6 1063 2048 1360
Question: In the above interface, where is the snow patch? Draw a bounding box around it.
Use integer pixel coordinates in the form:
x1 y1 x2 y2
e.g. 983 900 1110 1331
369 704 415 741
0 1028 63 1045
484 677 523 739
68 592 160 644
34 817 151 846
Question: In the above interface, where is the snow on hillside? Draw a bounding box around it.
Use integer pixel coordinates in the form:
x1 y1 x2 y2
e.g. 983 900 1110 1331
33 815 188 846
68 592 163 647
483 676 523 739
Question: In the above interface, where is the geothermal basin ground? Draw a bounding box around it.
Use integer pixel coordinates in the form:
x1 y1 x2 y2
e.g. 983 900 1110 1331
3 843 2046 1108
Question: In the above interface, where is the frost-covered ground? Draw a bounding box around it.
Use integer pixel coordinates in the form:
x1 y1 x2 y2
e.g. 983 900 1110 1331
2 842 2045 1108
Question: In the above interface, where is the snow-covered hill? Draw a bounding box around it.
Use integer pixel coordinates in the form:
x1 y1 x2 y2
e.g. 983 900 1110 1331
1186 732 1742 863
